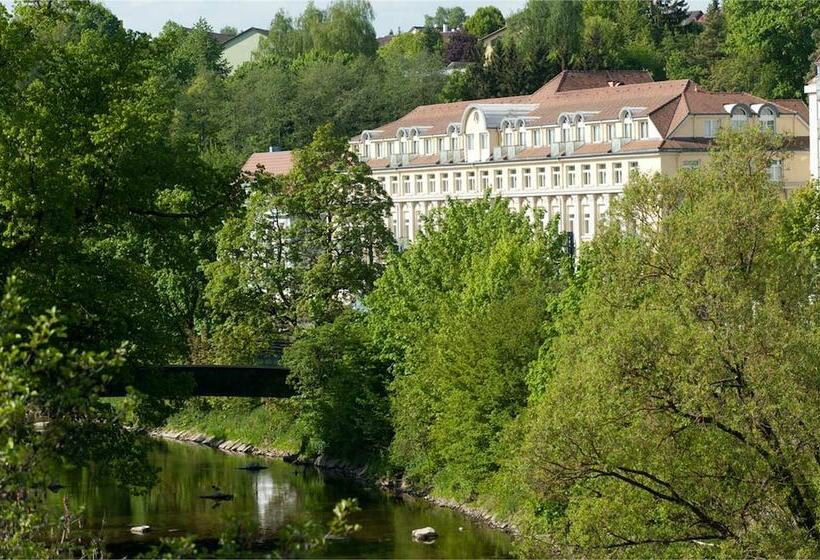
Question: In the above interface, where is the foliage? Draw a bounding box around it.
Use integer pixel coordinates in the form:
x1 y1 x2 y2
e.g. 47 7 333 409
464 6 505 37
366 197 568 498
0 277 155 557
203 124 394 362
0 1 239 370
443 30 478 63
522 128 820 555
256 0 378 63
283 311 392 461
424 6 468 30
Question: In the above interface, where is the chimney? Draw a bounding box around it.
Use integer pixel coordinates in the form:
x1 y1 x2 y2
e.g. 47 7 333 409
269 146 274 152
442 23 449 33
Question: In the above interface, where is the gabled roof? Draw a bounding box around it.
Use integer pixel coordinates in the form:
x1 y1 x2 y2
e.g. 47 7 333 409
773 99 809 123
532 70 655 97
222 27 269 49
242 151 293 175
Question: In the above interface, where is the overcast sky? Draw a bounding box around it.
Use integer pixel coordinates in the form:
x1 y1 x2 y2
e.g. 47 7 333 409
2 0 712 38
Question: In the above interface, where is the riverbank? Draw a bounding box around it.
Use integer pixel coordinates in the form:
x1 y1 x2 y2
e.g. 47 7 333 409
153 427 518 536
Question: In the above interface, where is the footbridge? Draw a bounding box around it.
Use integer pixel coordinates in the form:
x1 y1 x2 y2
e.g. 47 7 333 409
104 365 294 398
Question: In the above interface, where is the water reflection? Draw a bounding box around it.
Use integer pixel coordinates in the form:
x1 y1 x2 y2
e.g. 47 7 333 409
48 440 513 558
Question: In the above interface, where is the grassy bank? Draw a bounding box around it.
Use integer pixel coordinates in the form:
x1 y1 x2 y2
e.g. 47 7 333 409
163 397 303 454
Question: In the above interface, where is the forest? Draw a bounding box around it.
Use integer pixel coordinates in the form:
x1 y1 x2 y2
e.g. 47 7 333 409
3 0 820 557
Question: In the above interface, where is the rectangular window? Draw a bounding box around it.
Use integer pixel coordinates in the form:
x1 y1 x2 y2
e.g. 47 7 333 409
467 171 476 191
561 127 570 143
480 133 489 149
466 134 475 150
494 170 503 190
376 143 383 158
505 130 514 146
454 173 463 192
403 176 411 193
623 122 633 139
441 174 449 192
576 125 585 143
523 168 532 189
415 174 423 193
591 125 601 143
551 166 561 188
566 165 576 187
583 212 591 235
533 129 542 146
705 119 720 138
427 173 437 192
413 139 420 154
508 169 518 189
639 121 649 139
582 164 591 186
481 171 490 189
568 213 575 234
682 160 700 169
597 163 607 185
607 124 615 141
548 128 555 144
614 163 623 184
629 161 639 175
768 159 783 182
518 130 526 146
424 138 431 154
537 167 547 188
390 176 398 195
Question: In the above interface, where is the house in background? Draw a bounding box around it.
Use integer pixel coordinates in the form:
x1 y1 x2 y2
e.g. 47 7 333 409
221 27 268 72
805 60 820 178
479 26 506 62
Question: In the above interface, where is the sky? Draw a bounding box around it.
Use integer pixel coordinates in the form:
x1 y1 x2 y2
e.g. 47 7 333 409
1 0 713 38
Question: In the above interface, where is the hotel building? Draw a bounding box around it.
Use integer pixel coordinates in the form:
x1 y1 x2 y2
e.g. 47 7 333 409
244 70 810 249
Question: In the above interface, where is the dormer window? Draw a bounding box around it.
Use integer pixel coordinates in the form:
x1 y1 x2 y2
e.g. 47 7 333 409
731 107 748 130
638 121 649 139
759 106 776 131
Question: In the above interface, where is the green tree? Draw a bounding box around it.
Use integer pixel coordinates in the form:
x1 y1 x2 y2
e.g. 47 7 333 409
425 6 468 29
0 278 155 557
155 19 229 83
464 6 505 37
523 128 820 555
722 0 820 97
367 197 567 497
283 311 392 461
204 124 394 362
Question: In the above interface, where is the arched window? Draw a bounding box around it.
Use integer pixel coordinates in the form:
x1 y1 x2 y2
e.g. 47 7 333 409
731 106 748 130
759 106 776 131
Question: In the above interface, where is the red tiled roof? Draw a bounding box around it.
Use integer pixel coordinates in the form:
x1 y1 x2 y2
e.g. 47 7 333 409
241 151 294 175
773 99 809 123
531 70 654 97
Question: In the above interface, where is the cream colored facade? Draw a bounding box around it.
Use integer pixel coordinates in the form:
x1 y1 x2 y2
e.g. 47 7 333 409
222 28 267 72
350 77 810 249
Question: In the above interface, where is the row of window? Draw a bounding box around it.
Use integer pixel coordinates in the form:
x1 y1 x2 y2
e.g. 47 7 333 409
378 162 640 196
391 204 604 237
361 120 654 159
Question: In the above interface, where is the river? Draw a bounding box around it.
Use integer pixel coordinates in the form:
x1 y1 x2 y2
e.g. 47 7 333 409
48 439 514 558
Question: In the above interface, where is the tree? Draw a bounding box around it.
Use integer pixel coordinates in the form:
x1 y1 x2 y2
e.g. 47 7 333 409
579 15 622 70
464 6 505 37
366 197 568 498
0 277 155 557
722 0 820 98
443 30 477 63
523 128 820 555
220 25 238 35
203 124 394 362
0 1 238 369
546 0 583 70
425 6 467 29
155 19 229 83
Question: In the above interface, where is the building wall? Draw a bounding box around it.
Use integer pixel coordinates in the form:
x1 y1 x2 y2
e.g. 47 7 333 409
223 32 265 72
374 148 808 249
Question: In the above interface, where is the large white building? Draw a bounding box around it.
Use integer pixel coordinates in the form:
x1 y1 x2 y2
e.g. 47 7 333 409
245 70 810 248
804 63 820 178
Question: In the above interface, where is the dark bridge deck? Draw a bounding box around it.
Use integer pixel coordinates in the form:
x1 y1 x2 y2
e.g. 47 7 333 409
104 365 294 398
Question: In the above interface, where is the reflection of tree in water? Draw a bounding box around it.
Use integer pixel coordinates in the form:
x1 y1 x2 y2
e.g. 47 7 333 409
252 471 297 531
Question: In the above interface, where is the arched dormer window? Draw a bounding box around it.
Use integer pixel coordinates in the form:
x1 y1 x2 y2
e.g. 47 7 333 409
730 106 749 130
500 119 515 146
619 109 633 139
574 114 585 143
516 118 527 146
759 106 777 132
446 123 461 151
410 128 420 154
558 114 572 143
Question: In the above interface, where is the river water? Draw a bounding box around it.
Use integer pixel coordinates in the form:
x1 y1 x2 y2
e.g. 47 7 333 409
48 439 513 558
